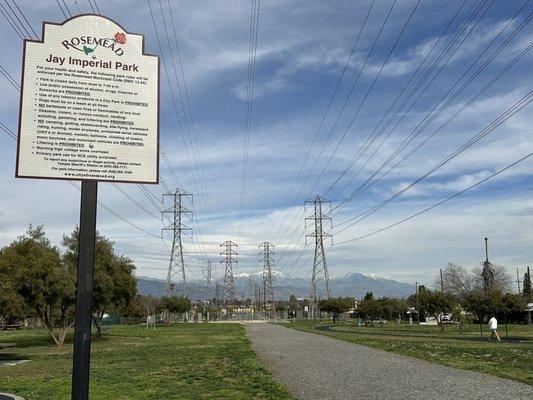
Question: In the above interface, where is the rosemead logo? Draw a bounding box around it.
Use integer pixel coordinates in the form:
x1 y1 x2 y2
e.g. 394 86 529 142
61 32 126 57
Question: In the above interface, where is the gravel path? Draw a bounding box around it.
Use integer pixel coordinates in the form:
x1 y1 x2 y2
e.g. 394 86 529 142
246 323 533 400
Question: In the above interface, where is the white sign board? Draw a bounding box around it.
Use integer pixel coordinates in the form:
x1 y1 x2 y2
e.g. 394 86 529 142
16 15 159 183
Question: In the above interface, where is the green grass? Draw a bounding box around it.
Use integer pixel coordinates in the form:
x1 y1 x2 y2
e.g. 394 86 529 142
283 321 533 385
0 324 294 399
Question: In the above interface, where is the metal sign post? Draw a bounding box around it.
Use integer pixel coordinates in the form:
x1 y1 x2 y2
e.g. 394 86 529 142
71 181 98 400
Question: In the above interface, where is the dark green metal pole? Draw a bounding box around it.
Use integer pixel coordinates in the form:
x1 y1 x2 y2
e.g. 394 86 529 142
71 181 98 400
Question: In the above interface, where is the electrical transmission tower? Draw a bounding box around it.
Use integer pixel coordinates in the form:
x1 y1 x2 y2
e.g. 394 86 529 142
204 260 213 302
259 242 275 318
305 195 332 318
254 281 261 311
246 274 256 316
220 241 238 306
162 189 192 297
214 282 221 307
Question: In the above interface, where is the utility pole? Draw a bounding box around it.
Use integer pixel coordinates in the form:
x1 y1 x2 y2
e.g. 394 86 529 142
305 196 332 319
162 188 192 297
415 281 420 324
220 241 238 307
524 267 533 325
516 268 521 295
259 242 275 320
440 268 444 293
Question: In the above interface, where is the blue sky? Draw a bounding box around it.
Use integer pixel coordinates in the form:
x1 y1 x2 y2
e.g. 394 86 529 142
1 0 532 289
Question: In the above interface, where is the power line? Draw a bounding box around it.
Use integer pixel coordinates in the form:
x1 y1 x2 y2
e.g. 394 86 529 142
0 63 179 241
334 91 533 233
334 33 533 219
111 183 161 219
308 0 423 196
3 0 35 39
164 0 219 244
281 0 397 215
61 0 73 17
240 0 261 233
334 152 533 245
91 0 101 14
0 121 17 140
148 0 219 255
9 0 38 38
72 1 82 14
0 1 25 39
0 122 163 240
55 0 68 19
86 0 96 13
274 3 524 276
266 0 375 241
330 1 529 214
273 0 480 264
275 0 494 254
324 0 473 201
269 0 421 255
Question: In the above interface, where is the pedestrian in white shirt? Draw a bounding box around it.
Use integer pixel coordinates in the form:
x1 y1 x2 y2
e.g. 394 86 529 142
488 316 501 342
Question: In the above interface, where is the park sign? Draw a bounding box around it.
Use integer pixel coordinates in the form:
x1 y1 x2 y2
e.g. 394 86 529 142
15 14 160 400
16 14 159 183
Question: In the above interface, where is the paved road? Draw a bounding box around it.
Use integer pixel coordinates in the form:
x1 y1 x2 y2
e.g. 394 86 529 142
246 324 533 400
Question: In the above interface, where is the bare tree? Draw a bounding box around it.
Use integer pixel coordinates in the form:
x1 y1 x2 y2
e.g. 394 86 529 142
435 263 475 299
472 264 512 294
437 262 512 298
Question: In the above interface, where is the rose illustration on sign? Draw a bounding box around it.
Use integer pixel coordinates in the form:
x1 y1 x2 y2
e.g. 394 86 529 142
114 32 126 44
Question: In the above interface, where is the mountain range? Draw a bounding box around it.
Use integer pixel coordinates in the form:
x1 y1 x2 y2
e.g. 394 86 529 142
136 271 415 300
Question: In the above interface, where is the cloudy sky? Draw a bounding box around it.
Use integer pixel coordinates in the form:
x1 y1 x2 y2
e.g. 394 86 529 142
1 0 532 290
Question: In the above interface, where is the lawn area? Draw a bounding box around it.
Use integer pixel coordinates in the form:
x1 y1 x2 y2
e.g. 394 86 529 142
283 321 533 385
0 323 293 400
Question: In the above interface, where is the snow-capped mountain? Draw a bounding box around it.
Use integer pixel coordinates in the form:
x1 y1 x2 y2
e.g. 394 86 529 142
136 271 414 300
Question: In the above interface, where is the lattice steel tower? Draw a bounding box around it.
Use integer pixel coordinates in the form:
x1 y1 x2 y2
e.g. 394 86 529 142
220 241 238 305
163 189 192 297
246 274 256 308
203 260 213 302
305 196 332 316
259 242 275 315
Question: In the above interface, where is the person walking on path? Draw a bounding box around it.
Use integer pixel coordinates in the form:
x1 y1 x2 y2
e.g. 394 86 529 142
488 316 501 342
